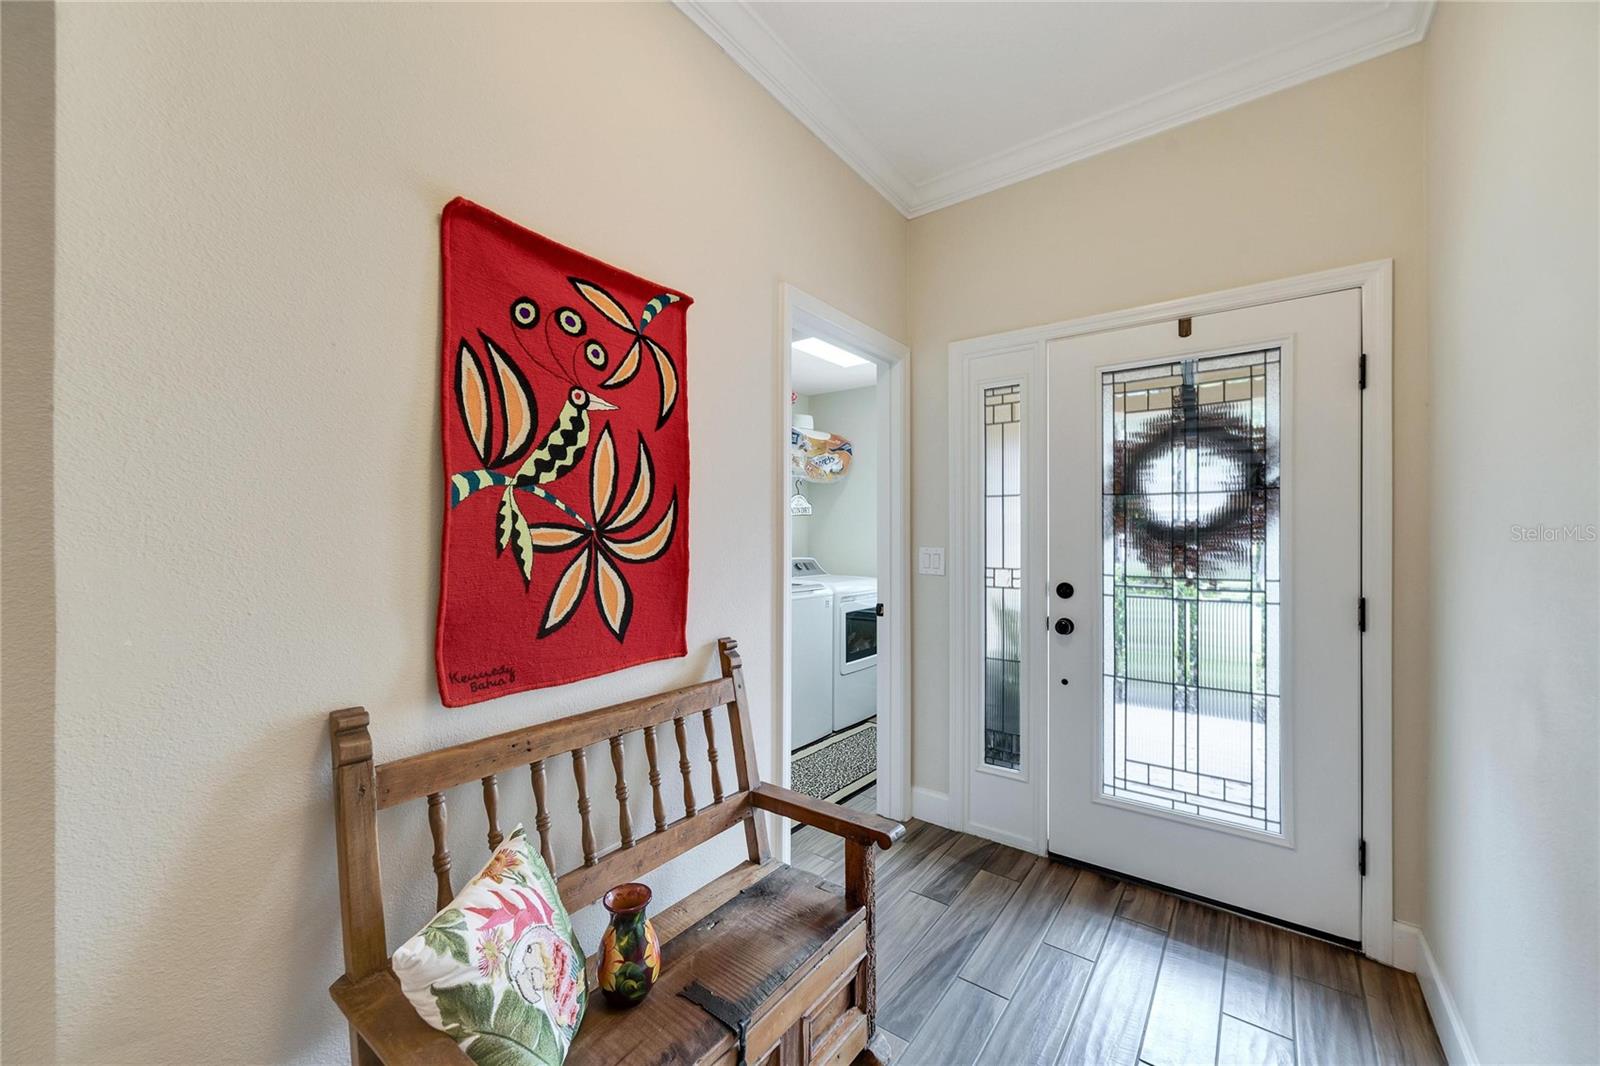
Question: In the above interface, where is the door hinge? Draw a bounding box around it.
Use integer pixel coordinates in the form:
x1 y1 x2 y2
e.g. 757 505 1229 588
1358 597 1367 632
1359 353 1368 390
1359 838 1368 876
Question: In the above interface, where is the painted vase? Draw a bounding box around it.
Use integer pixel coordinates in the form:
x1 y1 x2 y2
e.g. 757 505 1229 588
597 882 661 1007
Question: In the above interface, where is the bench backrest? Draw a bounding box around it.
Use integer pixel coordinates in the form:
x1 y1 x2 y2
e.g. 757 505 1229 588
328 637 769 984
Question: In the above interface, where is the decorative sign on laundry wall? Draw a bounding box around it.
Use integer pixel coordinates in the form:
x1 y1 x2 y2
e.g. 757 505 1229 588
436 198 691 707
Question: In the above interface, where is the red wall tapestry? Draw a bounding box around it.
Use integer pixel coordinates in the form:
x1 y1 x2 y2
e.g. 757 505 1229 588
436 198 691 706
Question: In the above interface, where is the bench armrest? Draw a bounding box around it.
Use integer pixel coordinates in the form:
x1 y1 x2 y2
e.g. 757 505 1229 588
750 783 905 850
330 970 472 1065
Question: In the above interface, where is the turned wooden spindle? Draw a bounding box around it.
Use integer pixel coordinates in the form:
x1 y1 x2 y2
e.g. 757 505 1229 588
643 723 668 833
481 775 503 851
572 747 598 867
426 792 453 910
674 715 697 816
609 735 634 848
702 707 725 804
529 759 555 874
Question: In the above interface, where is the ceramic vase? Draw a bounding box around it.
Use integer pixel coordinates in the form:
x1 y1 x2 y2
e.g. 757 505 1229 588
597 882 661 1007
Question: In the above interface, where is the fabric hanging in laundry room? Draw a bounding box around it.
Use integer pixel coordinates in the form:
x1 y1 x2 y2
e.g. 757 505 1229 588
790 415 855 483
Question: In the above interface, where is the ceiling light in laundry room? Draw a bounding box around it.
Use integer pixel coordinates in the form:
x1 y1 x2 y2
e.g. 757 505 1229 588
794 336 868 368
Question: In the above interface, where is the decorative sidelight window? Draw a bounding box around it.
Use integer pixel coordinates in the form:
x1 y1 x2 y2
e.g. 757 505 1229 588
983 383 1023 771
1101 349 1282 834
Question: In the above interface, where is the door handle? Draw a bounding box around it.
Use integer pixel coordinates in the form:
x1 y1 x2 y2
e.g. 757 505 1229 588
1054 617 1075 636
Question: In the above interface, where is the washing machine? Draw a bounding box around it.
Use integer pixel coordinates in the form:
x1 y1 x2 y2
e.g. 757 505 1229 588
791 558 878 733
790 579 835 750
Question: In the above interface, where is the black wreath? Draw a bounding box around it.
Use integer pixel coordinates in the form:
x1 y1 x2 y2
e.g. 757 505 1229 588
1118 408 1272 572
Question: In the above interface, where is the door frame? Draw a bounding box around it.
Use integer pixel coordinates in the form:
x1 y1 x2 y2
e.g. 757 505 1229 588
945 261 1395 962
776 284 912 849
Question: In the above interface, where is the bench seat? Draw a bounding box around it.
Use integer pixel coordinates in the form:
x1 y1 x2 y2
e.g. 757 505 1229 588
330 972 463 1065
333 862 871 1066
574 862 868 1066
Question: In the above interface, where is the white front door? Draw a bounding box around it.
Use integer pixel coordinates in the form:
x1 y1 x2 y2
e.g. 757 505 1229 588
1046 289 1363 940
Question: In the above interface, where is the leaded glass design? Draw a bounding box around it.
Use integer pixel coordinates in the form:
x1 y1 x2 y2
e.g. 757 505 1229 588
983 383 1022 771
1101 349 1282 834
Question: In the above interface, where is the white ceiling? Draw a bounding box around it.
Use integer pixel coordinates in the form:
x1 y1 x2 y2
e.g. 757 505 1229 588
678 1 1433 217
792 345 877 396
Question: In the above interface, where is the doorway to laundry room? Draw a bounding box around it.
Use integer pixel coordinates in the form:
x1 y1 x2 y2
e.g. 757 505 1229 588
791 348 878 808
779 287 910 843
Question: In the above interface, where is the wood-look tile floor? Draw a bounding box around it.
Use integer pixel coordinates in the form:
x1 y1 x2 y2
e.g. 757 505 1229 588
791 787 1445 1066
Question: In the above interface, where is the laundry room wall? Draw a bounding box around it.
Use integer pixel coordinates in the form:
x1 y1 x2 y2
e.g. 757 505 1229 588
799 384 878 578
789 392 814 560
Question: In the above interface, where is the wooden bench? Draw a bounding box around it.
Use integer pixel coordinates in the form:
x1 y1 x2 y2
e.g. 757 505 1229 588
328 637 904 1066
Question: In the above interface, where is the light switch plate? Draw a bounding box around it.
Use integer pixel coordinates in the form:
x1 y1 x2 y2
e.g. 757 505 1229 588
918 547 945 576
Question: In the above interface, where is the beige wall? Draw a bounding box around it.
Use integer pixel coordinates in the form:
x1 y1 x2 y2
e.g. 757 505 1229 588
1423 4 1599 1061
1 4 59 1063
906 47 1432 920
45 3 905 1061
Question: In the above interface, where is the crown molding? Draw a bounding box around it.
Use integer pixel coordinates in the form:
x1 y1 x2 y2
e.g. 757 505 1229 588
676 1 1434 220
675 0 917 215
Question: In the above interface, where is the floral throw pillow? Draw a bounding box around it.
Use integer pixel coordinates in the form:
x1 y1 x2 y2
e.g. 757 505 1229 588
393 826 586 1065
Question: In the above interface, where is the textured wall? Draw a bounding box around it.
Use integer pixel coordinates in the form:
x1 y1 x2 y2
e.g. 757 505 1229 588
1 3 59 1061
49 4 905 1061
905 47 1432 921
1423 4 1599 1060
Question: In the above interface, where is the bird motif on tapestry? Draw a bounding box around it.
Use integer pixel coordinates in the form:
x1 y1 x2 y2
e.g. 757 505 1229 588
446 281 679 641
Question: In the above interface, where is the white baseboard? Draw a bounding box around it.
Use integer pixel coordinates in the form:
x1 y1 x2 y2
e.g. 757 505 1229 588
908 788 1042 853
1393 921 1479 1065
910 786 954 829
965 819 1040 854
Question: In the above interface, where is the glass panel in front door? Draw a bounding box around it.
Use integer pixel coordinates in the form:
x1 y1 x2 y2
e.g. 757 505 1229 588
1101 349 1282 835
983 383 1022 771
